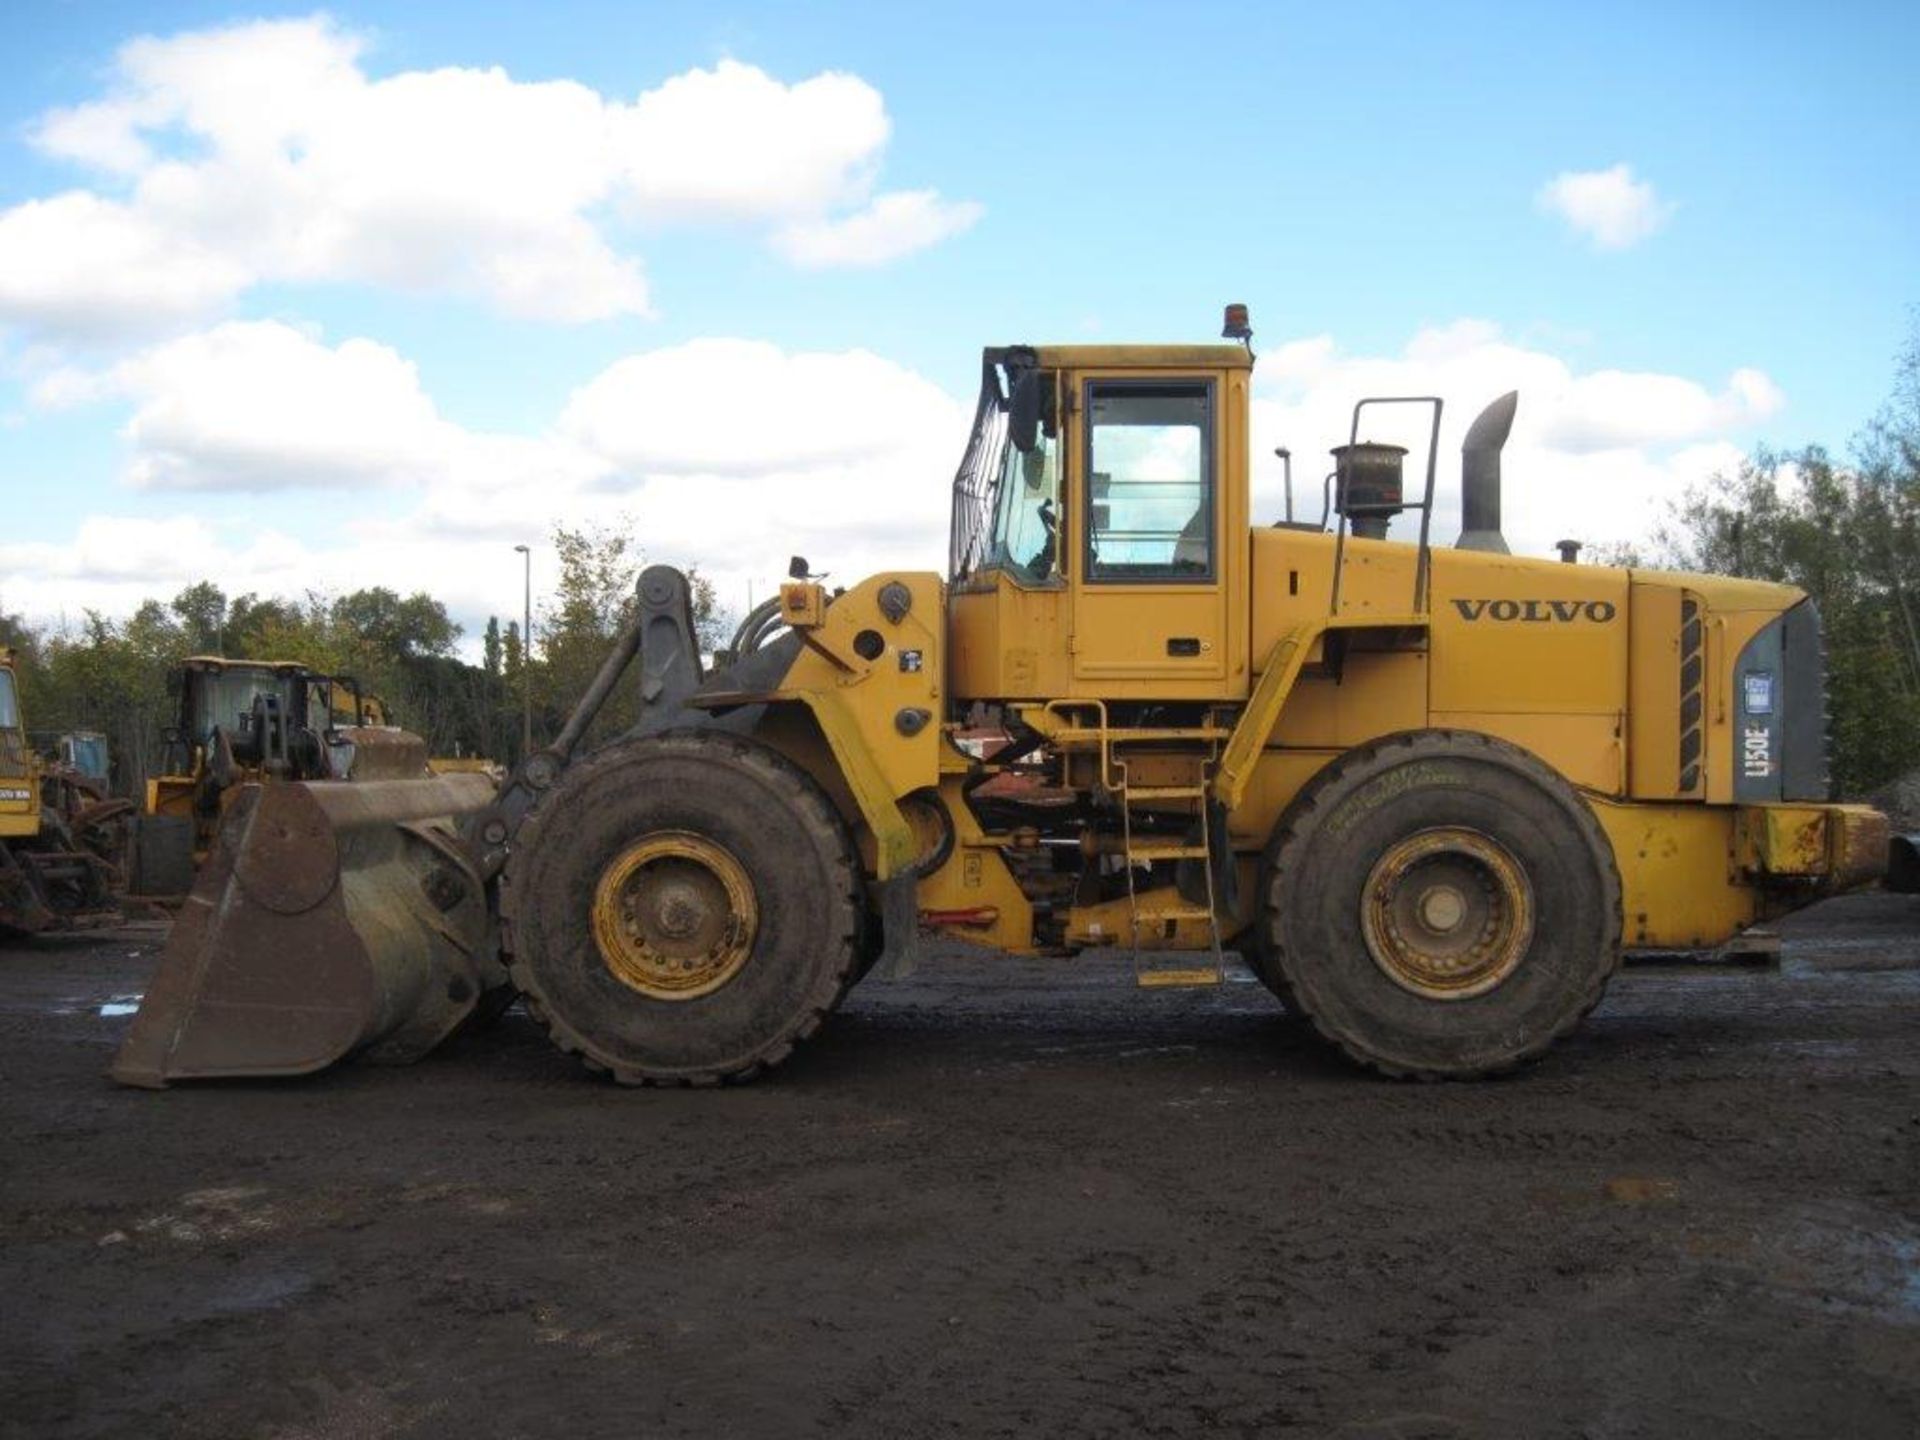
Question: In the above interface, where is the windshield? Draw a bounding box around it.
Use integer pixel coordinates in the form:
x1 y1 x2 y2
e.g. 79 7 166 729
986 427 1062 580
190 670 296 742
949 349 1061 584
66 734 109 781
0 671 23 778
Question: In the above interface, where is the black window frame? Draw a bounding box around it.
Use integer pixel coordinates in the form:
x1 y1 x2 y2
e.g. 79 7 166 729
1080 376 1217 586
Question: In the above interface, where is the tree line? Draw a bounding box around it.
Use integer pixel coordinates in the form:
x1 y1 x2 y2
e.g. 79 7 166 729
0 521 721 798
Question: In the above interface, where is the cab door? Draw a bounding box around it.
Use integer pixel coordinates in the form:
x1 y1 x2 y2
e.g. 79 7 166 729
1070 373 1233 694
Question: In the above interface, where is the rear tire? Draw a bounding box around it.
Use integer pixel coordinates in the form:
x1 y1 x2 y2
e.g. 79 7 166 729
502 731 861 1085
1260 730 1620 1078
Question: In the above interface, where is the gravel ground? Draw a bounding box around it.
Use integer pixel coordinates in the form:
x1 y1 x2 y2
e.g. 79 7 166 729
3 894 1918 1439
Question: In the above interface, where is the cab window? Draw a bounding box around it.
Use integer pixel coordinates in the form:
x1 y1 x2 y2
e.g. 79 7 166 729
1084 380 1214 582
987 417 1062 583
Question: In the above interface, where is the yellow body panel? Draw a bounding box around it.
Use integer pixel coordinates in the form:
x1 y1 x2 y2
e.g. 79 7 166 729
755 571 946 878
910 774 1038 953
1589 798 1760 947
0 650 40 839
947 575 1075 699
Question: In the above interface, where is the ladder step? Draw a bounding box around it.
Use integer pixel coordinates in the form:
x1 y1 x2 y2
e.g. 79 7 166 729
1125 840 1210 861
1053 727 1231 750
1123 785 1205 800
1136 967 1224 989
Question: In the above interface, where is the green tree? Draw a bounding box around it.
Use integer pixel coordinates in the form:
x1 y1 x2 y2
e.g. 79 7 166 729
169 581 228 653
534 521 725 748
329 587 460 661
483 616 503 678
224 593 303 655
31 601 189 795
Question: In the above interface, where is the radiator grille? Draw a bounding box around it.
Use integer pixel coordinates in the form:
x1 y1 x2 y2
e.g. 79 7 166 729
1678 595 1704 795
0 727 28 779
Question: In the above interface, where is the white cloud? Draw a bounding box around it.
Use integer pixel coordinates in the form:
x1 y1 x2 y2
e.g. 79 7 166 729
1250 320 1780 557
44 321 460 491
612 60 889 220
1536 163 1672 250
0 18 980 340
774 189 984 268
560 337 963 475
4 326 971 641
0 192 249 338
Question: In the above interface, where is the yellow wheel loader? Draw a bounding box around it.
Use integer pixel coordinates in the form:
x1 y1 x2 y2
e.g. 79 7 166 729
0 650 124 935
128 656 452 895
143 658 412 847
113 313 1889 1088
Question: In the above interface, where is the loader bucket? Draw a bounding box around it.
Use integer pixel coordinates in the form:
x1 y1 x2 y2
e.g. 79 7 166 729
111 772 506 1088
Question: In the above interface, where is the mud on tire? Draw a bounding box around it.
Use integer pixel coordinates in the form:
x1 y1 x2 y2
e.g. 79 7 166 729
1259 729 1622 1079
502 731 861 1085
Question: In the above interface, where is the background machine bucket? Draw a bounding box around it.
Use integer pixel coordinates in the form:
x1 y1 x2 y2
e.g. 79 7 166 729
112 772 506 1087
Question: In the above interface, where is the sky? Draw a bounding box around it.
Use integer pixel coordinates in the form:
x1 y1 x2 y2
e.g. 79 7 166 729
0 1 1914 654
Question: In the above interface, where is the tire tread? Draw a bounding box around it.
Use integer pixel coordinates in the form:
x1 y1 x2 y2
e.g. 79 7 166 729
1259 729 1623 1080
500 729 861 1086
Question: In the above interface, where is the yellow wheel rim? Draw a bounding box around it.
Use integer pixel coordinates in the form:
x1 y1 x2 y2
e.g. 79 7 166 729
590 831 758 1001
1360 827 1533 1001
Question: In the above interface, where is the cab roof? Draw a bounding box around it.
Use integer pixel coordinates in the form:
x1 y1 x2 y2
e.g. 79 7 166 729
181 655 314 674
1022 343 1253 372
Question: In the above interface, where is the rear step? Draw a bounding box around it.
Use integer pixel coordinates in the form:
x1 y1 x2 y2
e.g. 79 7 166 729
1136 967 1224 989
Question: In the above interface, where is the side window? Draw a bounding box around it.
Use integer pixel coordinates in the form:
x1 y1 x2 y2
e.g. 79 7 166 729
987 413 1062 582
1084 381 1213 582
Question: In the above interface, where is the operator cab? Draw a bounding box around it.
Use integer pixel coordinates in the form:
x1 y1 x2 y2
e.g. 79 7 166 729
0 658 26 787
164 658 359 780
947 343 1253 704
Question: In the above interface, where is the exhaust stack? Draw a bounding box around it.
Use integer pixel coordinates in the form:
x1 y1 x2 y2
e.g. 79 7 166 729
1456 391 1518 554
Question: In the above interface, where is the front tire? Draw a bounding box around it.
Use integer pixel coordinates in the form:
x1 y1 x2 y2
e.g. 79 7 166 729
1260 730 1621 1078
503 731 861 1085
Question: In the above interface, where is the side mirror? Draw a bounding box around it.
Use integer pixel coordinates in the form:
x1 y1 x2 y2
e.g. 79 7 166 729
1008 369 1043 454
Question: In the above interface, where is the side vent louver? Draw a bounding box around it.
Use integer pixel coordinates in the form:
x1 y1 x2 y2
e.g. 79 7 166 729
1678 594 1705 795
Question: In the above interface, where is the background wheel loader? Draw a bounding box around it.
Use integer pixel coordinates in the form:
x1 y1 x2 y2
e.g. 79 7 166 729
0 649 125 936
113 309 1890 1089
127 655 482 898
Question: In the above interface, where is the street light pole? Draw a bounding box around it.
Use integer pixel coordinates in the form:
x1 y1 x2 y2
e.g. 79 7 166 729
513 544 532 759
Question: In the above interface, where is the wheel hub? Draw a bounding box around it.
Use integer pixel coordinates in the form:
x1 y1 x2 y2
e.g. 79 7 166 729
591 831 758 1000
1360 827 1533 1001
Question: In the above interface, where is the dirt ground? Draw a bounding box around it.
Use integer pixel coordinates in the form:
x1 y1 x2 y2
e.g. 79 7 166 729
3 896 1917 1440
